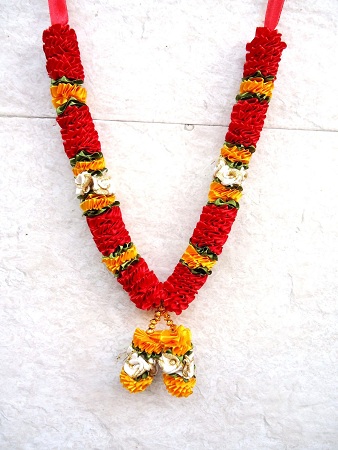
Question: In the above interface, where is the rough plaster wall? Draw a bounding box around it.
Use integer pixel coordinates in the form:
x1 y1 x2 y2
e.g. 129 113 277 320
1 0 337 449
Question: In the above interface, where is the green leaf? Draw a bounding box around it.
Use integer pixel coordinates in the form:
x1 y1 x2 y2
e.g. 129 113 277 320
235 92 270 103
56 98 86 115
70 150 103 167
51 76 84 86
209 198 239 209
189 241 218 261
180 260 211 276
224 159 249 170
87 169 107 177
242 71 274 82
108 242 134 258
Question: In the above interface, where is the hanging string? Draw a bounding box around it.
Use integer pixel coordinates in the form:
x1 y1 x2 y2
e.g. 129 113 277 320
47 0 285 30
264 0 285 30
48 0 68 25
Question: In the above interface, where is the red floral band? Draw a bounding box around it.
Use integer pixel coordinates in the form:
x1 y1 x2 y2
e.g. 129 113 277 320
42 25 286 314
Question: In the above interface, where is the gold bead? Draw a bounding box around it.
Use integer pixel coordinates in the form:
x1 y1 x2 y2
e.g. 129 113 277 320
149 324 155 329
150 319 157 325
159 306 165 312
146 329 154 334
155 312 161 318
166 320 173 326
163 313 170 320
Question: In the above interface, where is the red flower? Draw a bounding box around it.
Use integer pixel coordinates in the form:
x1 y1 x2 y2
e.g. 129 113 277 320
163 263 208 314
43 24 84 80
226 99 268 147
86 207 131 256
117 258 161 310
57 105 101 158
191 204 238 255
243 27 286 78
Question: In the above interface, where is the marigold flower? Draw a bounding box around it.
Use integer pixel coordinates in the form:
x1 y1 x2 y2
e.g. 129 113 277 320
162 373 196 397
120 370 153 393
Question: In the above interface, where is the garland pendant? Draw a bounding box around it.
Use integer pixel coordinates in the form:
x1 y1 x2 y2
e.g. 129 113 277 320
120 306 196 397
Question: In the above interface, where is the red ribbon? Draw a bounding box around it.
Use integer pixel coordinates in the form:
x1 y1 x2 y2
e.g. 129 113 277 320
47 0 284 30
264 0 285 30
48 0 68 25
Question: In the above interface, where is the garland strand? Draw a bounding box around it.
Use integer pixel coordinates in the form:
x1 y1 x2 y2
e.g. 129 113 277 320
43 24 286 315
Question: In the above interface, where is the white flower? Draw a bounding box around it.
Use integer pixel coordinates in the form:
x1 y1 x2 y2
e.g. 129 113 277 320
92 173 115 196
158 351 195 379
123 347 156 379
74 171 115 196
75 171 93 196
214 157 247 186
181 352 195 379
158 353 183 375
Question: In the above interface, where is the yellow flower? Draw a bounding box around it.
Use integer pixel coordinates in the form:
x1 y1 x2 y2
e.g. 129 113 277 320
132 328 164 354
80 193 116 212
239 79 274 97
132 325 193 356
220 145 252 164
102 245 138 275
50 83 87 108
72 157 106 176
160 325 192 356
208 181 242 203
181 244 216 271
162 373 196 397
120 370 153 393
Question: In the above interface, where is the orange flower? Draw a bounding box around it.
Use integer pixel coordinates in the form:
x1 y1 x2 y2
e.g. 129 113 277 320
239 79 274 97
162 373 196 397
120 370 153 393
80 193 116 212
72 157 105 176
160 325 192 356
220 145 252 164
208 181 242 203
50 83 87 108
102 245 138 275
181 244 216 271
132 328 164 354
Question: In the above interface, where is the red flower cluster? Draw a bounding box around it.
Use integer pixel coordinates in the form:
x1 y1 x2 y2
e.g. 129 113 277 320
163 263 208 314
86 206 131 256
243 27 286 79
226 99 268 148
191 204 238 255
43 24 84 80
57 105 101 158
118 258 161 310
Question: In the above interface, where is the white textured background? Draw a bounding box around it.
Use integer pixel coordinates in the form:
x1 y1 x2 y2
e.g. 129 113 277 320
1 0 338 449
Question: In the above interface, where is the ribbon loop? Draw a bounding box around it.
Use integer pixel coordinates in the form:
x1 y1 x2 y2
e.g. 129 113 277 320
48 0 68 25
264 0 285 30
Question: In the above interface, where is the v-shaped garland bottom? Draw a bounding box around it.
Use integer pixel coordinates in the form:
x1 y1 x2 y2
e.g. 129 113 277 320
42 10 286 397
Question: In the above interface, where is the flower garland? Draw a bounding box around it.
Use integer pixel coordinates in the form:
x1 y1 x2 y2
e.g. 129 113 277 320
43 1 286 397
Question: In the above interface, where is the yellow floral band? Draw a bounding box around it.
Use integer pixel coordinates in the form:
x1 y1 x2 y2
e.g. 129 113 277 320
50 82 87 108
102 244 139 276
72 157 106 176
